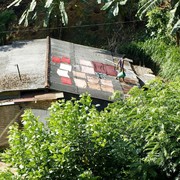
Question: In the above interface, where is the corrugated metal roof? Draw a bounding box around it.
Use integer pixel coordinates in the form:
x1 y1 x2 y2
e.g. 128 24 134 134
0 39 47 92
133 65 155 84
0 37 140 101
49 38 139 100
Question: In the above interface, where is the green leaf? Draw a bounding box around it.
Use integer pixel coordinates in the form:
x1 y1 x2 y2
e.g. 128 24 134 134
45 0 53 8
101 1 113 10
119 0 128 5
18 10 28 26
113 3 119 16
43 6 53 27
59 1 68 25
7 0 23 8
29 0 37 12
171 19 180 34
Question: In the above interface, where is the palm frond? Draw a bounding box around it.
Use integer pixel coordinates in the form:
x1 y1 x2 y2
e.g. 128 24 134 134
137 0 165 19
171 19 180 34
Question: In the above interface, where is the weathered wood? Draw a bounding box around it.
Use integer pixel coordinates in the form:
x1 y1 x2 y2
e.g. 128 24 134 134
0 109 23 147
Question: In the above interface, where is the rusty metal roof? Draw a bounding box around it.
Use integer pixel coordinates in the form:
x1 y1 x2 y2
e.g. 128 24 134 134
0 39 47 92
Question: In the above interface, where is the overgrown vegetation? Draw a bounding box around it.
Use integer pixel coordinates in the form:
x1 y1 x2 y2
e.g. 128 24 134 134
0 1 180 179
1 79 180 179
0 171 19 180
117 2 180 80
118 37 180 80
0 10 16 45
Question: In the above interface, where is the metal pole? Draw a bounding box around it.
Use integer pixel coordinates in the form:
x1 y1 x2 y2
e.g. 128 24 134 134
15 64 22 81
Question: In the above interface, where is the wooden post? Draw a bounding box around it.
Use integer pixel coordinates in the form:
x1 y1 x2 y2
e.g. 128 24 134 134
15 64 22 81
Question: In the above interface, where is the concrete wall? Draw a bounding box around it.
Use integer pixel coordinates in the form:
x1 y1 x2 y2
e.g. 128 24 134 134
0 100 54 148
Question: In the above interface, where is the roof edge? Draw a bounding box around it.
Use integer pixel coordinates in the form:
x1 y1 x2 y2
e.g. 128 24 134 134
45 36 50 88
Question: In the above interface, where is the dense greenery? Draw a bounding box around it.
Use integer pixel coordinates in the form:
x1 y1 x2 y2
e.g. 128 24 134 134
118 37 180 80
1 79 180 179
7 0 68 27
0 171 19 180
0 10 15 45
0 1 179 179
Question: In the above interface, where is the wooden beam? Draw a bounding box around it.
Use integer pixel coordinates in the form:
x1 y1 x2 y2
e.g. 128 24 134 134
45 36 50 88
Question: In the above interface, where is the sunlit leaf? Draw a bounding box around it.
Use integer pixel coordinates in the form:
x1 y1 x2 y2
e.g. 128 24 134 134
45 0 53 8
113 2 119 16
7 0 23 8
101 1 113 10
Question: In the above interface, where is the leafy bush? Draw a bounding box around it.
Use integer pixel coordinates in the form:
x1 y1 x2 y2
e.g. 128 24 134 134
146 7 169 37
1 94 133 179
117 41 160 74
1 79 180 179
118 38 180 80
108 79 180 178
0 170 19 180
139 38 180 80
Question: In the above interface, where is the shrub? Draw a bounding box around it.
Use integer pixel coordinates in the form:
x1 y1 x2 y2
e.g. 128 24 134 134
1 79 180 179
118 38 180 80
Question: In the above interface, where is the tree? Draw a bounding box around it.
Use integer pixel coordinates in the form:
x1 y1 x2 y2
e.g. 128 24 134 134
97 0 129 16
1 79 180 179
98 0 180 46
7 0 68 27
137 0 180 45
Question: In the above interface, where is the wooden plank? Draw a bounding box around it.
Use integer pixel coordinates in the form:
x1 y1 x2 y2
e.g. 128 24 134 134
34 93 64 101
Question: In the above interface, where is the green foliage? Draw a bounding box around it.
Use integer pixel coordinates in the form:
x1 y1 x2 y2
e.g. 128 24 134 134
1 94 132 179
99 0 128 16
137 0 166 20
168 1 180 35
171 19 180 35
137 0 180 43
137 38 180 80
7 0 68 27
0 10 16 45
1 80 180 179
146 7 169 37
107 78 180 178
0 171 19 180
2 110 49 179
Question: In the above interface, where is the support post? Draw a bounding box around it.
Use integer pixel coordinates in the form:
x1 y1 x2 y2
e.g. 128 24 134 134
15 64 22 81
